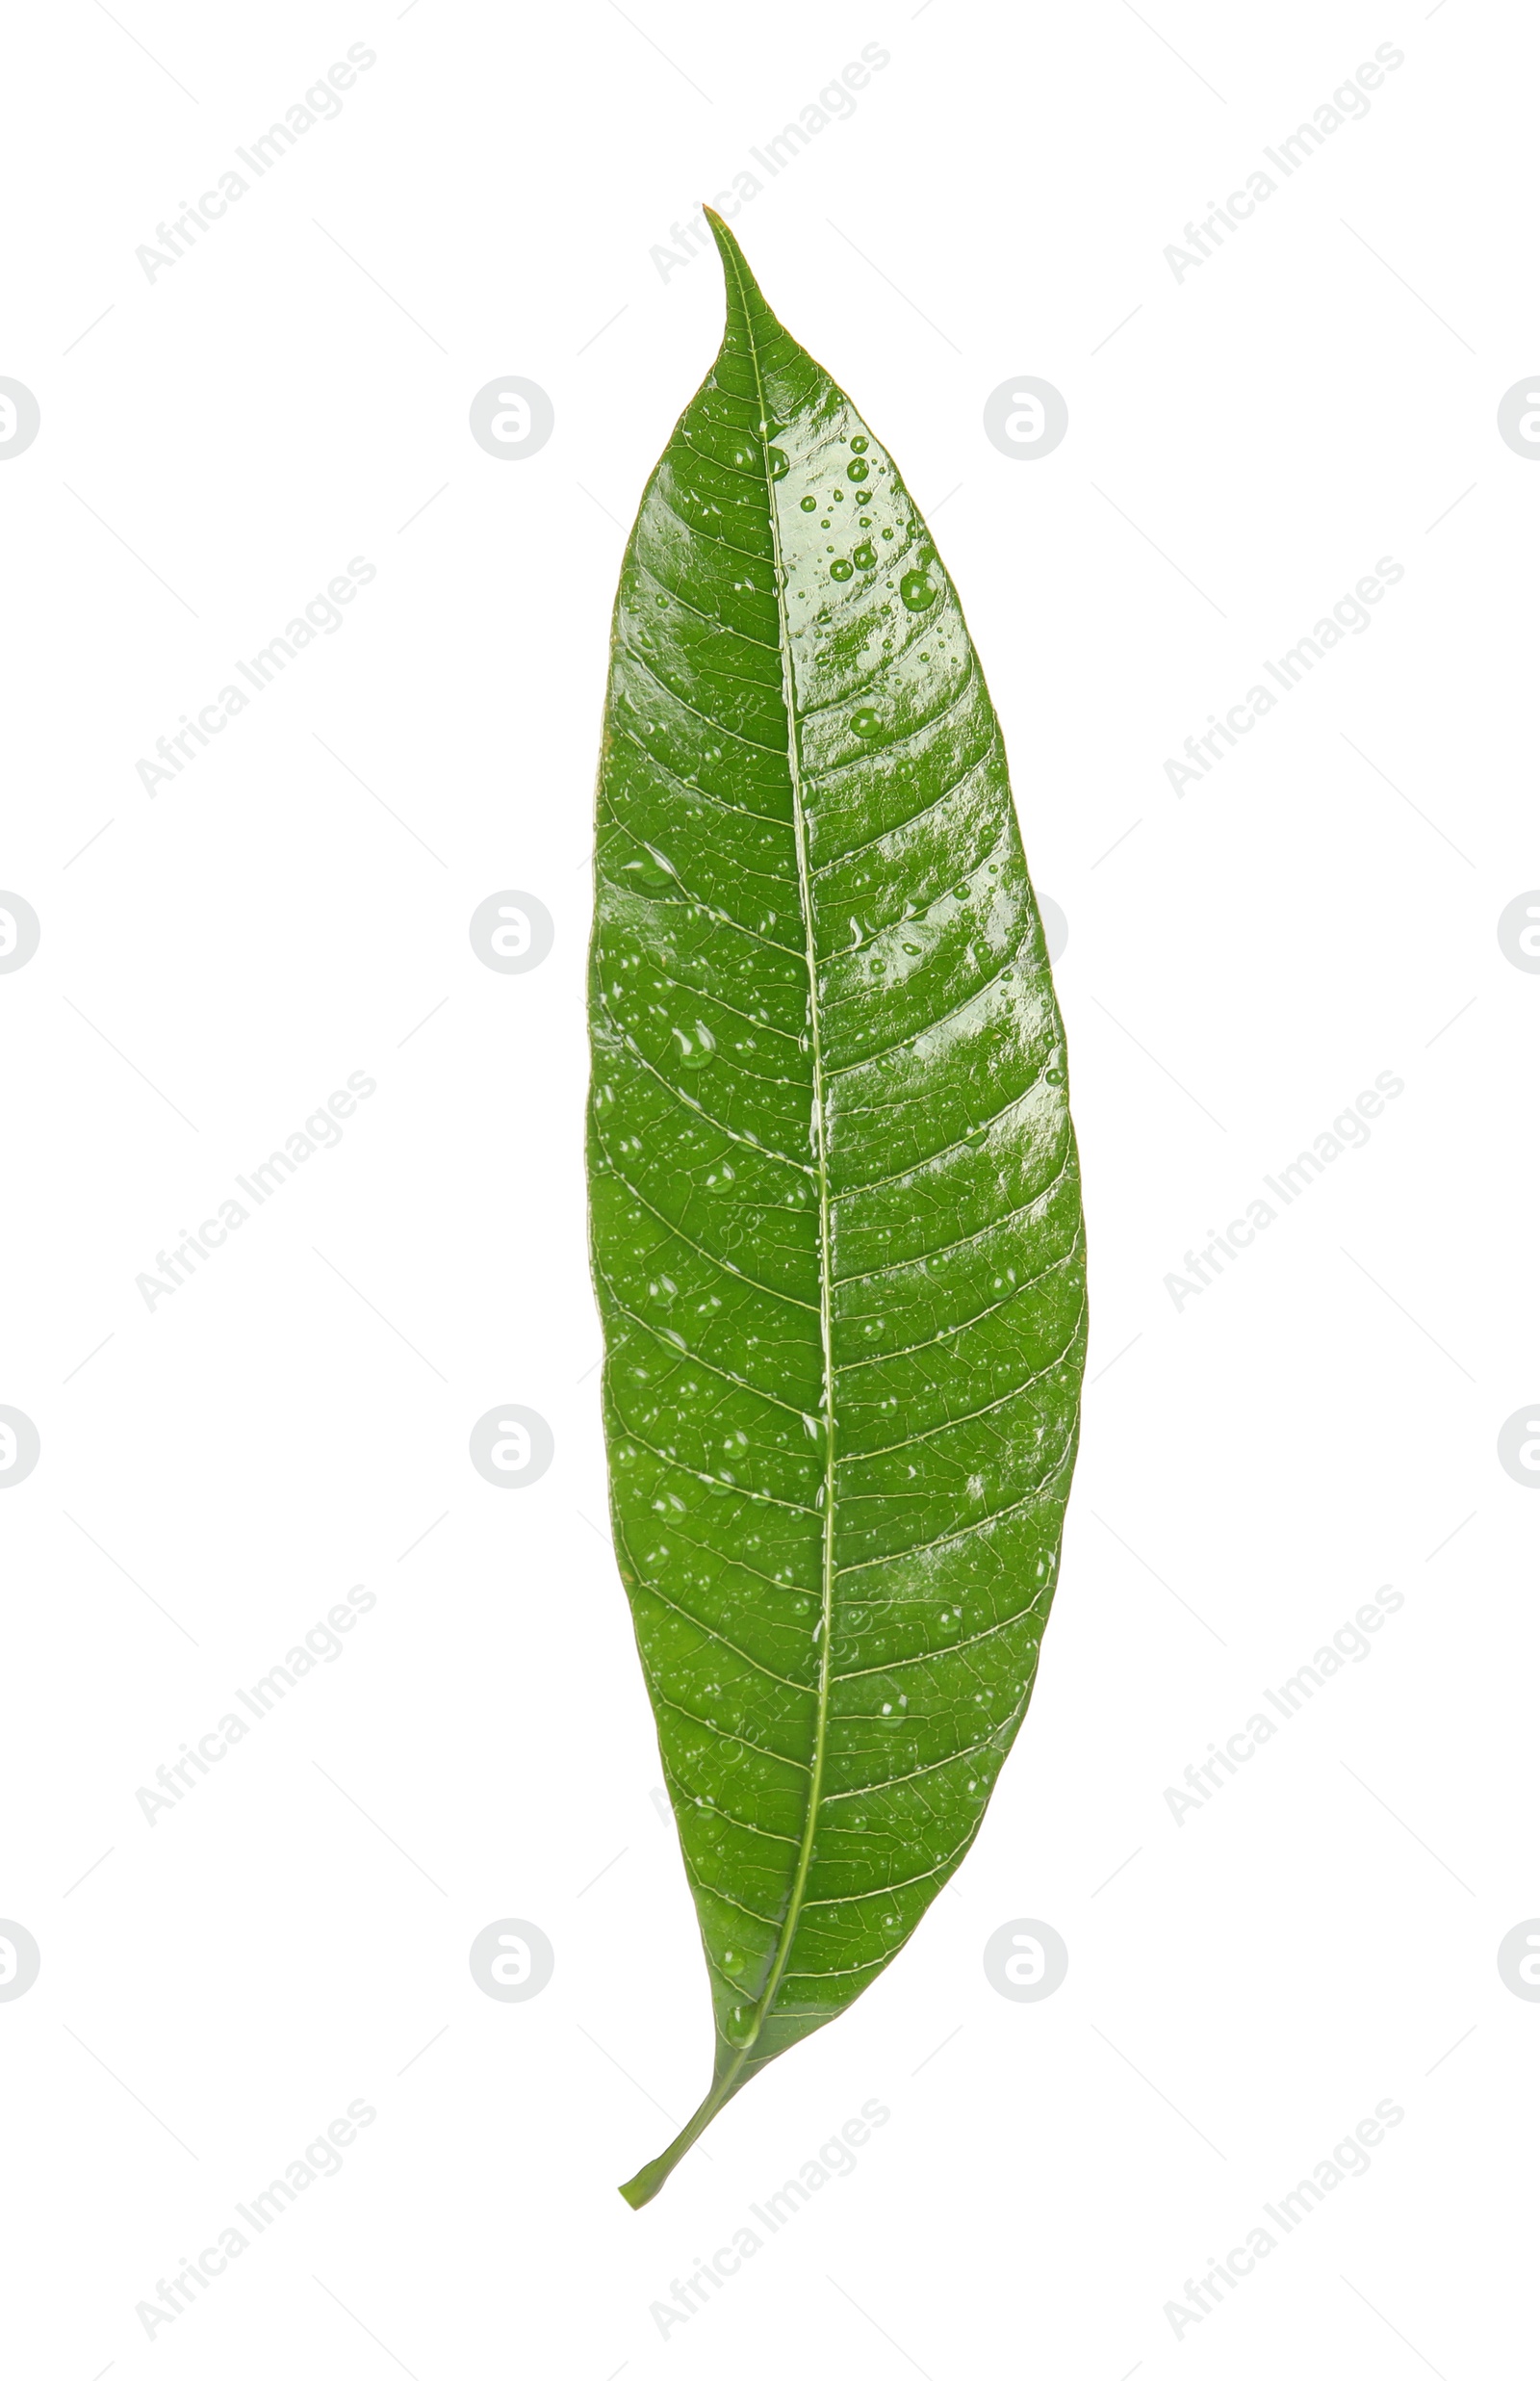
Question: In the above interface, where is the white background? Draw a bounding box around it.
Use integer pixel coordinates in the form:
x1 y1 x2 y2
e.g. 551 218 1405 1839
3 1 1535 2373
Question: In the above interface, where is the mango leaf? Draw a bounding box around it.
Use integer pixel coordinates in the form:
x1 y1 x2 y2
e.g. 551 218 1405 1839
588 215 1087 2206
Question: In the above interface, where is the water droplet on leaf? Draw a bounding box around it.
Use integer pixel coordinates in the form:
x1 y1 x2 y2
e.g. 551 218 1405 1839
674 1022 718 1071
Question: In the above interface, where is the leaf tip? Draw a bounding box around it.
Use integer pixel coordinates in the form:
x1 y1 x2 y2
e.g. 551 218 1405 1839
702 202 740 268
701 207 772 324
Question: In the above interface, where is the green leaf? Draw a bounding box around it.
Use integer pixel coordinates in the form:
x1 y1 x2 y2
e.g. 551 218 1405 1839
588 215 1087 2207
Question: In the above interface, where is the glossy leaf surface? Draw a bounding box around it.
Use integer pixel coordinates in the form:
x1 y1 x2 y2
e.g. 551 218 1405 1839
588 217 1087 2205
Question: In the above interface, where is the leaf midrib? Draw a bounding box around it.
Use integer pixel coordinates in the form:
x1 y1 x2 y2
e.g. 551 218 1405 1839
711 239 837 2084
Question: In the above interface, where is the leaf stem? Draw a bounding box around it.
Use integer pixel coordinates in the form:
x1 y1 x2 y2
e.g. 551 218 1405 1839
617 2077 737 2209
